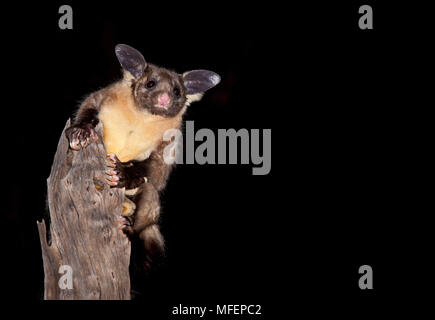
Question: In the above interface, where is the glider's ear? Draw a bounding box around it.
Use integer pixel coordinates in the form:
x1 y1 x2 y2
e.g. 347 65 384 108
182 70 221 95
115 44 147 78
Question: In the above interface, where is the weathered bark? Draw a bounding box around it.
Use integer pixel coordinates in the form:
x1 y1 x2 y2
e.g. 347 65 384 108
37 119 131 300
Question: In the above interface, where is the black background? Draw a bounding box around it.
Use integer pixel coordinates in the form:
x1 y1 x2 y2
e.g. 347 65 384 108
2 0 431 317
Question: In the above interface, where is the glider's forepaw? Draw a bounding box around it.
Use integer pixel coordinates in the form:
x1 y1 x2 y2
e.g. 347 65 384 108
105 153 125 187
65 124 98 150
117 216 134 237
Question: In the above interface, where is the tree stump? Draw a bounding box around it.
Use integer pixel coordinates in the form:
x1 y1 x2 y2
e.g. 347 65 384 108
37 119 131 300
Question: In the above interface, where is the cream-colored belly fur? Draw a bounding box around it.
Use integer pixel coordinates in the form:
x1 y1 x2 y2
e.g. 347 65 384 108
98 84 182 162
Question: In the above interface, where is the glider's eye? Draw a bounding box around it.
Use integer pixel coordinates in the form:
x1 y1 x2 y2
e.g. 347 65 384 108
146 80 156 89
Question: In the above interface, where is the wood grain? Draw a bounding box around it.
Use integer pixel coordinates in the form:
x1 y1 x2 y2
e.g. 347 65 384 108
37 119 131 300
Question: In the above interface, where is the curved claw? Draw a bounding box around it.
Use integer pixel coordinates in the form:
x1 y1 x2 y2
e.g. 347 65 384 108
105 170 120 186
90 129 99 142
70 138 81 150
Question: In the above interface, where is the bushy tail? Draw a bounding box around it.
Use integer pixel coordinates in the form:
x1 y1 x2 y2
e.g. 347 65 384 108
138 224 165 271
